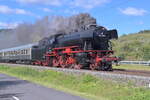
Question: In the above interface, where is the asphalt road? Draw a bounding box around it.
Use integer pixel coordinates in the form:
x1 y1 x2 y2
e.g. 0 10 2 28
0 73 87 100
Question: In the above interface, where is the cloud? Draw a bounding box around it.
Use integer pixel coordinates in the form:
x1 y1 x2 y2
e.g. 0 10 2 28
70 0 110 9
15 9 31 14
0 5 13 14
0 22 19 28
42 8 52 12
0 5 33 15
16 0 62 6
119 7 148 16
137 21 144 25
63 9 79 15
16 0 109 9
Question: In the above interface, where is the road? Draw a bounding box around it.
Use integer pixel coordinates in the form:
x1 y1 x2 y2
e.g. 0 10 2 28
0 73 87 100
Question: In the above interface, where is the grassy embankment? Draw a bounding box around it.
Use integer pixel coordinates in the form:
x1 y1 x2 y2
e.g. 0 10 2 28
0 65 150 100
114 64 150 71
112 30 150 61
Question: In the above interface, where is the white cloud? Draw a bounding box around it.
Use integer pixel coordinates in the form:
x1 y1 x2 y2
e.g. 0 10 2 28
15 9 30 14
16 0 62 6
0 22 19 28
71 0 110 9
16 0 109 9
137 21 144 25
0 5 33 15
119 7 147 16
0 5 13 14
42 8 52 12
64 9 79 15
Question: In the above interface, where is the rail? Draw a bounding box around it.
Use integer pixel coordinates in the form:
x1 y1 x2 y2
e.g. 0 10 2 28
119 61 150 66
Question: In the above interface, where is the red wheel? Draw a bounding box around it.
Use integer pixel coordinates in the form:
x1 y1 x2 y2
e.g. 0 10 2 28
90 64 96 70
74 64 82 69
61 64 67 68
52 58 59 67
69 64 75 69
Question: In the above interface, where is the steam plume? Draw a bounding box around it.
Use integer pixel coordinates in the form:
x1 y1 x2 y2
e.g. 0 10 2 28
0 13 97 49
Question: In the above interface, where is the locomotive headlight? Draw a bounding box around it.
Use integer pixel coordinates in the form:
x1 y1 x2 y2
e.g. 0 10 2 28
98 32 105 37
97 30 106 37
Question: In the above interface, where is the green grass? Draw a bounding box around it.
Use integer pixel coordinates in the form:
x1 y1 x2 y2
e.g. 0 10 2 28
113 64 150 71
112 31 150 61
0 65 150 100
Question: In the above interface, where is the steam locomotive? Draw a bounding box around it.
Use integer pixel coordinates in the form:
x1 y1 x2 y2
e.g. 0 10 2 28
0 25 118 71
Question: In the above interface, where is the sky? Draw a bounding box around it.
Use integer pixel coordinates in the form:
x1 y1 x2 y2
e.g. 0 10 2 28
0 0 149 35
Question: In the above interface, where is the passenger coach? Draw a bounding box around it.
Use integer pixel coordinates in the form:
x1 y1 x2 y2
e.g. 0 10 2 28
0 43 38 63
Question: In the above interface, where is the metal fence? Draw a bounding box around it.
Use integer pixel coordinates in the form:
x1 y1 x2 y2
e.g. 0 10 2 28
119 61 150 66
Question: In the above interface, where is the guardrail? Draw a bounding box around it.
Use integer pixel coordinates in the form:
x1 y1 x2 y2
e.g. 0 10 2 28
119 61 150 66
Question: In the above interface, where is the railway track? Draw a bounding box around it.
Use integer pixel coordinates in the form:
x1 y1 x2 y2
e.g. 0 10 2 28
0 63 150 77
0 63 150 87
112 69 150 77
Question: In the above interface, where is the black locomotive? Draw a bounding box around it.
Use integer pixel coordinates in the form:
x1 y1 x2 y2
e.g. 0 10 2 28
31 25 118 70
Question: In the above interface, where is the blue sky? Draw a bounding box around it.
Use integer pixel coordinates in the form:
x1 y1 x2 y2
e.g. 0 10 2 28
0 0 149 35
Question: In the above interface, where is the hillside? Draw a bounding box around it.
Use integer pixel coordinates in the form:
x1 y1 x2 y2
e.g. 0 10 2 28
112 30 150 61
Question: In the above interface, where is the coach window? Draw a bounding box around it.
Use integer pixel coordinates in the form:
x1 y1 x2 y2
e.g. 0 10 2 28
24 49 26 54
17 50 19 55
18 50 20 55
23 50 25 54
11 51 13 55
17 50 20 55
16 51 18 55
8 51 10 56
25 49 28 54
23 50 24 54
21 50 23 54
24 50 26 54
22 50 24 54
14 51 16 55
7 52 8 56
12 51 14 56
6 52 8 56
10 51 12 55
22 50 23 55
9 51 11 56
26 49 28 54
14 51 15 55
